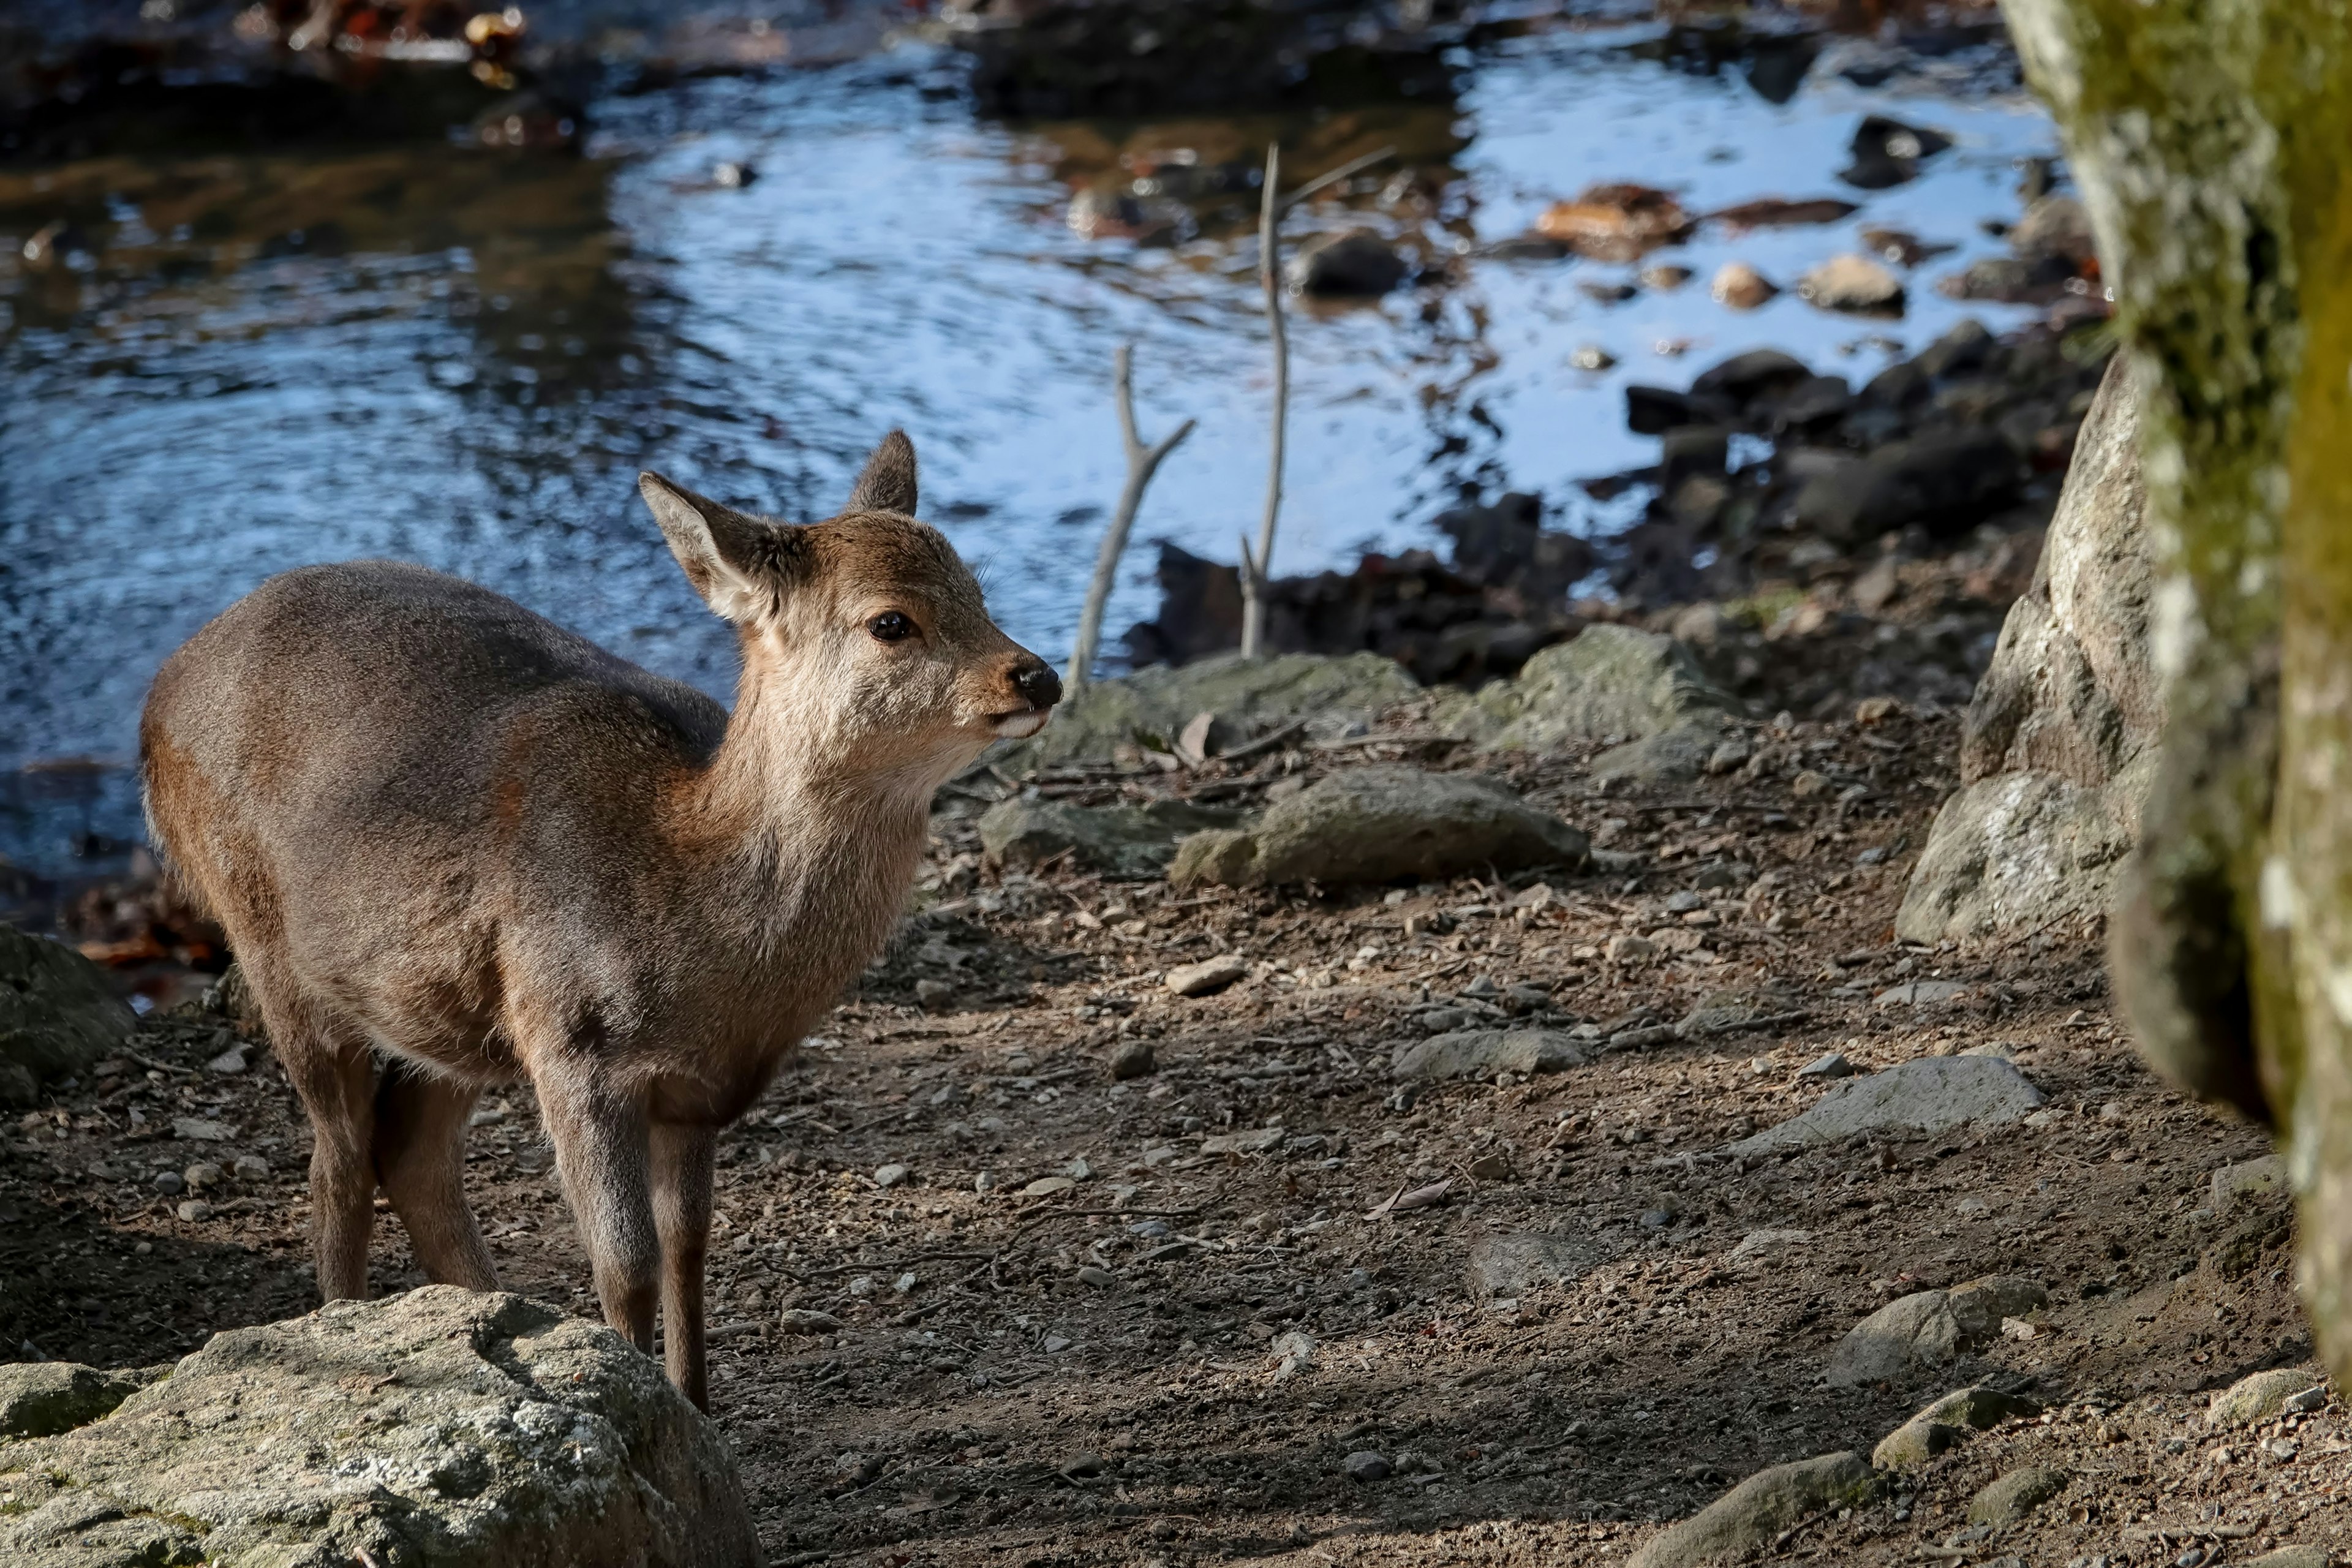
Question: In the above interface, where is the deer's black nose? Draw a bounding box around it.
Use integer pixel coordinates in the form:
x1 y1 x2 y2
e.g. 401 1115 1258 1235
1013 661 1063 710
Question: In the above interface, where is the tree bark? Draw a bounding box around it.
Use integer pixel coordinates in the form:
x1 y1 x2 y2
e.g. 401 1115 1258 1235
2003 0 2352 1372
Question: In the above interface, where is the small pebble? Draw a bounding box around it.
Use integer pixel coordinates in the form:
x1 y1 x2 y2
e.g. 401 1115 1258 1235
873 1163 910 1189
1797 1051 1853 1080
176 1200 211 1222
183 1161 225 1190
914 978 956 1009
205 1047 247 1075
152 1170 186 1196
1570 344 1618 371
231 1155 271 1180
1108 1038 1156 1080
1076 1265 1117 1288
1344 1450 1393 1482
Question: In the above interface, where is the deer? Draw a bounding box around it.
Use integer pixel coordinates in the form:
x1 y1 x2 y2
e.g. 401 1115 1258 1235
139 432 1058 1409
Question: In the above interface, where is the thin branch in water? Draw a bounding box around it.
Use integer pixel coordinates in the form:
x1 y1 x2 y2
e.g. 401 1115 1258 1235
1278 145 1399 215
1068 344 1194 693
1242 140 1287 660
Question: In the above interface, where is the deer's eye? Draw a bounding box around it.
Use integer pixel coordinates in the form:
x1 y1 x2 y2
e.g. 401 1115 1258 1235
869 611 916 643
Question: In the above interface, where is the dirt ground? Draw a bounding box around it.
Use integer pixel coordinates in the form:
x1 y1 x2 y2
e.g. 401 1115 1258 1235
6 677 2348 1567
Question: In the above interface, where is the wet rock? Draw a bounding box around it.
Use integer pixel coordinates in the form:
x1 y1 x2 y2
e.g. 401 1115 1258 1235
1900 356 2155 943
1828 1278 2047 1387
1066 187 1193 245
1571 344 1618 371
1 923 137 1101
1841 114 1952 188
1639 263 1694 291
0 1363 148 1439
1109 1038 1156 1080
1168 766 1587 889
1727 1057 2046 1156
1287 228 1407 296
1393 1028 1585 1082
2211 1155 2286 1213
1710 262 1778 309
1792 428 2020 543
1535 183 1695 261
1709 197 1858 230
1164 956 1249 997
1859 227 1953 268
1627 1451 1877 1568
1626 384 1711 434
1438 625 1737 752
1001 650 1417 771
2009 195 2097 269
1691 347 1814 409
1798 254 1907 315
979 796 1242 877
1937 253 2082 305
1966 1464 2068 1526
2208 1367 2325 1428
0 1287 757 1568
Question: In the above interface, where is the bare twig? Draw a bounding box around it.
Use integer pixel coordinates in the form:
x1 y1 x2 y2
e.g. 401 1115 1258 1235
1069 344 1194 693
1240 141 1287 660
1278 145 1398 214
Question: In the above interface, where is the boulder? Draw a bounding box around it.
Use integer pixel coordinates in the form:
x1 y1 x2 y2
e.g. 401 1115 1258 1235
1725 1057 2047 1156
1966 1464 2068 1525
1392 1028 1585 1081
2207 1366 2324 1428
1628 1451 1877 1568
1828 1276 2048 1387
1 922 137 1106
1436 624 1737 752
1589 720 1731 785
1168 766 1588 889
2212 1154 2288 1214
996 650 1419 772
1899 355 2157 942
0 1287 758 1568
1871 1382 2041 1469
978 796 1240 877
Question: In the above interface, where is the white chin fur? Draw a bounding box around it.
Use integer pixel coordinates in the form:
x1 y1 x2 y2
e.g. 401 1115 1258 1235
993 710 1049 739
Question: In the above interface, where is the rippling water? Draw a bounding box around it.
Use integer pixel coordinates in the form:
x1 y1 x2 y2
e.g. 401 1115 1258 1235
0 19 2059 874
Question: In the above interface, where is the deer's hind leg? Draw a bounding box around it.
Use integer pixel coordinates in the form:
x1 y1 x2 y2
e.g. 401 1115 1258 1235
373 1065 498 1292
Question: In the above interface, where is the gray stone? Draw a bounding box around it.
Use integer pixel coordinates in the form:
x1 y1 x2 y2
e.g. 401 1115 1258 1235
1727 1057 2046 1156
1109 1038 1156 1080
1900 355 2155 941
1436 625 1736 753
1164 956 1249 997
1467 1232 1602 1297
1871 1382 2043 1470
1875 980 1970 1006
1828 1276 2047 1386
1792 428 2020 543
1589 720 1730 785
1627 1451 1877 1568
2211 1155 2287 1213
978 796 1242 877
1169 767 1587 889
1966 1464 2068 1525
1201 1127 1286 1155
1344 1450 1392 1482
0 1287 757 1568
2208 1366 2324 1428
0 924 137 1096
0 1363 148 1439
1392 1028 1585 1081
778 1308 844 1335
2245 1547 2331 1568
995 652 1419 772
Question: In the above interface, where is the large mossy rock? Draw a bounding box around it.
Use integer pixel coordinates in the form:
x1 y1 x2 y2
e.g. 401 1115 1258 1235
998 651 1420 772
1898 356 2157 942
1 922 137 1107
1629 1451 1877 1568
1437 624 1736 751
1168 765 1589 889
0 1287 759 1568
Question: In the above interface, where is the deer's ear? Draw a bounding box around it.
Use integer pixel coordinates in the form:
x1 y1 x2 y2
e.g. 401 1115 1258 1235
845 429 919 515
637 472 801 623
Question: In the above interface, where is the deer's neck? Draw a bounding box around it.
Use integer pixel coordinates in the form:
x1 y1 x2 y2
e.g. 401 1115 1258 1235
677 673 943 996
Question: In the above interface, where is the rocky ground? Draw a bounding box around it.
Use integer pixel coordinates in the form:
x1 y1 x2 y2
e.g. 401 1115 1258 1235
6 667 2345 1566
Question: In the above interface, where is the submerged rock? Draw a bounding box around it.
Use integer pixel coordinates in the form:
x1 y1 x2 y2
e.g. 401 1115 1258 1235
0 1287 758 1568
1797 253 1907 314
1169 766 1588 889
1287 228 1408 296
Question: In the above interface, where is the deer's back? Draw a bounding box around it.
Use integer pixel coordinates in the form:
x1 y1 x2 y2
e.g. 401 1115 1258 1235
144 562 729 1056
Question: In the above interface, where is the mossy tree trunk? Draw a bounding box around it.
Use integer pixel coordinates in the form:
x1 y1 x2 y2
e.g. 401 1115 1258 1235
2002 0 2352 1376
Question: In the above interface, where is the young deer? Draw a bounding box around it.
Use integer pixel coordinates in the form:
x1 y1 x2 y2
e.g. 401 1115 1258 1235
140 433 1057 1408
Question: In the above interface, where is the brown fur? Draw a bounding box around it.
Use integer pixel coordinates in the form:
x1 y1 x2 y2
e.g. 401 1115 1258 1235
140 433 1057 1408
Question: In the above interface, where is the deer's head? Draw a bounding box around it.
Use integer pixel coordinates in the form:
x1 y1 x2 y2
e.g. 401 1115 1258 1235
638 432 1058 786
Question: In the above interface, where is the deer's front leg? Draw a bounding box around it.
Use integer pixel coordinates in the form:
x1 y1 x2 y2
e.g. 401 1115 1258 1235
537 1070 658 1354
652 1123 715 1410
